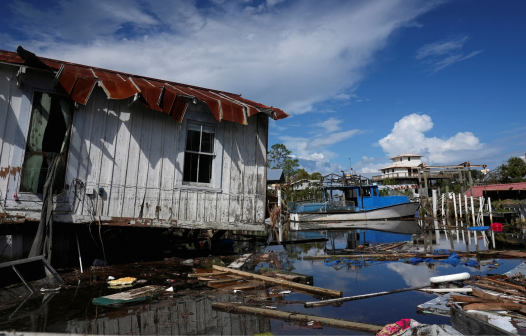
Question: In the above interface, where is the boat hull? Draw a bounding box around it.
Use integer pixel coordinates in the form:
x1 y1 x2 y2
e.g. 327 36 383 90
290 202 420 222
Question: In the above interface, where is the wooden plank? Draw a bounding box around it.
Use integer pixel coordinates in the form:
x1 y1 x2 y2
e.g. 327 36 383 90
108 99 133 217
450 294 486 303
219 122 233 224
178 189 188 221
213 265 342 297
144 111 165 219
121 103 144 217
257 267 313 285
0 67 15 198
255 114 268 224
85 90 108 216
63 92 86 211
212 303 382 332
0 71 26 199
204 192 217 223
228 253 253 268
242 116 257 224
188 272 228 277
75 93 97 216
100 99 120 216
186 190 198 222
133 106 153 218
158 116 179 220
378 242 407 251
463 303 521 311
196 190 205 223
501 250 526 258
481 277 526 291
171 188 181 222
305 285 428 308
229 122 244 223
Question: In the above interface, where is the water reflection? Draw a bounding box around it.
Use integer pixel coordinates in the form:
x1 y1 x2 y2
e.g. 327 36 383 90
3 218 526 335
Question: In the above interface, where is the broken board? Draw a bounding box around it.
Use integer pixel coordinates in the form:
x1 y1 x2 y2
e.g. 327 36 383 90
257 267 314 285
92 286 163 306
228 254 253 269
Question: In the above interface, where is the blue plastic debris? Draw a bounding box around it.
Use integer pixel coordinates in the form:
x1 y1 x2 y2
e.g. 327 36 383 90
467 226 489 231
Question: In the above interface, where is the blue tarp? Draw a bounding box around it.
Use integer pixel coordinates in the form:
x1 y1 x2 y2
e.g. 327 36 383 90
324 251 479 268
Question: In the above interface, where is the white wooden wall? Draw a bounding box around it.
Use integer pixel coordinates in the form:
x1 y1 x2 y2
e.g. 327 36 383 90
0 64 269 231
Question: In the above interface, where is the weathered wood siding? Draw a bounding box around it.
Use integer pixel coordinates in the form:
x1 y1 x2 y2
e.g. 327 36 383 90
0 64 269 231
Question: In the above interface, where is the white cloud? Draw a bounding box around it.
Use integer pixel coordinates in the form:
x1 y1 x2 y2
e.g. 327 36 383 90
386 263 433 287
5 0 443 114
316 117 342 132
416 36 484 73
277 117 363 174
378 113 483 164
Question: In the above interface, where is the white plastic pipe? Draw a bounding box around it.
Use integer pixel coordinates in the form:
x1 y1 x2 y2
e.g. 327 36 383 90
430 272 470 283
453 194 458 220
470 196 475 225
488 197 493 223
441 195 445 218
458 193 463 218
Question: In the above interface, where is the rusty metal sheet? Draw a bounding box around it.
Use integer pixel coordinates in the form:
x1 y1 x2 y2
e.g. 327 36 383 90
70 76 97 105
57 64 79 95
159 86 176 114
211 92 247 124
0 47 290 124
0 51 18 62
92 70 140 99
171 96 189 123
43 60 63 70
273 108 290 120
131 77 163 111
176 86 222 122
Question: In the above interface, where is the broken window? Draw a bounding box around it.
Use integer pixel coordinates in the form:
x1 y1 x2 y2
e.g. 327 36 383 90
183 123 215 183
19 92 73 194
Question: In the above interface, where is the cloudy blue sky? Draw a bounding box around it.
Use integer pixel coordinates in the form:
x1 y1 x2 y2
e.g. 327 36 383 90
1 0 524 175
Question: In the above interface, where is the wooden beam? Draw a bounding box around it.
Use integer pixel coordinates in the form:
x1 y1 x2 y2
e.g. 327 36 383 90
212 303 382 333
187 272 228 277
304 285 428 308
212 265 342 297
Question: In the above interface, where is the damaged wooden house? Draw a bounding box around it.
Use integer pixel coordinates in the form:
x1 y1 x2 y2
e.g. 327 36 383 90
0 47 288 263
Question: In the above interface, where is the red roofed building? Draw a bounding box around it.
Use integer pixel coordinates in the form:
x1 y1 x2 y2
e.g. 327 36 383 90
465 182 526 199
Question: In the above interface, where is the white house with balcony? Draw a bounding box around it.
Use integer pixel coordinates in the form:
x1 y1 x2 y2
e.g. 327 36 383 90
379 154 423 179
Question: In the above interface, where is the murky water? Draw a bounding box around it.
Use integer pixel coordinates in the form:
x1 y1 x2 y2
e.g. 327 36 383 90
1 219 525 335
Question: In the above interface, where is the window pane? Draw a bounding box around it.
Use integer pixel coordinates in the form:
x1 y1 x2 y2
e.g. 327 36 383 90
198 154 213 183
201 129 215 154
185 129 201 152
183 152 199 182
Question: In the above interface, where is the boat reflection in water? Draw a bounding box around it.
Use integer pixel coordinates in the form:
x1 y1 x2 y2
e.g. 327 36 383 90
290 219 422 235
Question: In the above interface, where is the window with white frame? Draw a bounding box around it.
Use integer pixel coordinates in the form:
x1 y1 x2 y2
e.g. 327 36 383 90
183 123 215 183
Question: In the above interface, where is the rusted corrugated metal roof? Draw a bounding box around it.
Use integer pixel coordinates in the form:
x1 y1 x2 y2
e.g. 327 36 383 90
465 182 526 197
0 48 289 124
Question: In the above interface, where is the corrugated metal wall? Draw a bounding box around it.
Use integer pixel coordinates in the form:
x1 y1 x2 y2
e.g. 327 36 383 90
0 65 269 230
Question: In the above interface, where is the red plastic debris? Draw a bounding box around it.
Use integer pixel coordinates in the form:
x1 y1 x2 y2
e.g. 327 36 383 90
491 223 503 232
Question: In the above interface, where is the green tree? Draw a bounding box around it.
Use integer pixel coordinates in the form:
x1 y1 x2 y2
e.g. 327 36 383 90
497 157 526 183
292 168 310 182
268 143 299 181
310 172 323 181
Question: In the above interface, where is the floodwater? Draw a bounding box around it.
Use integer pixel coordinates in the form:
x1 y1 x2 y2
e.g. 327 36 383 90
1 219 525 335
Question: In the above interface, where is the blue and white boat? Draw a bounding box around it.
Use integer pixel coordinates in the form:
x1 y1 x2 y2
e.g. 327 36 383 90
289 183 420 222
